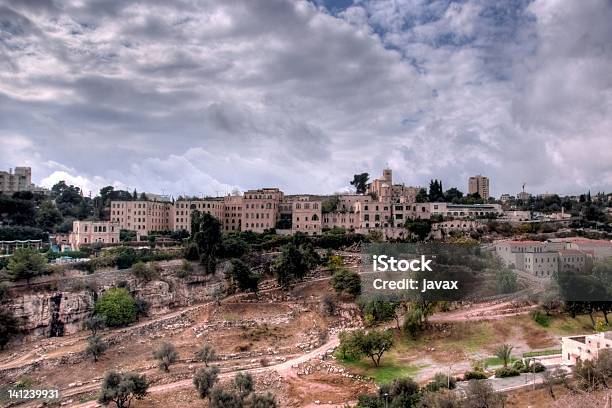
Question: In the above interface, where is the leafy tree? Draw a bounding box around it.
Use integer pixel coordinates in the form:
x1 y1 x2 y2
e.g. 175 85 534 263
0 195 36 226
244 392 278 408
0 309 19 350
130 261 160 283
193 366 220 400
464 380 505 408
496 267 517 294
415 188 428 203
209 386 243 408
428 179 445 202
404 220 432 241
94 288 137 327
273 242 308 287
98 371 148 408
234 372 254 397
195 343 218 367
350 173 369 194
153 341 178 372
86 335 108 362
134 298 150 319
83 315 106 336
402 308 423 339
219 235 249 258
191 211 222 274
341 329 394 367
327 255 343 272
330 268 361 297
444 187 464 203
229 259 261 293
35 201 63 231
359 299 398 325
6 247 48 283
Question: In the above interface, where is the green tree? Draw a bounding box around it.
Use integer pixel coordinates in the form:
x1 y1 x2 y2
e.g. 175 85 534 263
229 259 261 293
404 220 432 241
209 386 243 408
244 392 278 408
94 288 137 327
464 380 505 408
494 344 514 368
153 341 178 372
330 268 361 297
191 211 222 274
130 261 160 283
98 371 148 408
193 366 220 400
6 247 48 283
273 242 308 287
195 343 218 367
428 179 445 202
496 268 517 294
35 201 63 231
415 188 428 203
86 335 108 362
444 187 464 203
342 329 394 367
83 315 106 336
234 372 254 397
350 173 369 194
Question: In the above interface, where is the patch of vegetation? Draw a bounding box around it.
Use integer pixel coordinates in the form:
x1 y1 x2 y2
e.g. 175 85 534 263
94 288 136 327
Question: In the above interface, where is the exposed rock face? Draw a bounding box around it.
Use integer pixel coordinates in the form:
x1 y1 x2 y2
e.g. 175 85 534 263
8 259 227 340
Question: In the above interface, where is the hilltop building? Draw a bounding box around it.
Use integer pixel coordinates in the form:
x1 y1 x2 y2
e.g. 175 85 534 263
468 175 489 199
0 167 48 195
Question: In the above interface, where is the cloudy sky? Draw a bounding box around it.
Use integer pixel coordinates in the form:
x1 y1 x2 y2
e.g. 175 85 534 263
1 0 611 198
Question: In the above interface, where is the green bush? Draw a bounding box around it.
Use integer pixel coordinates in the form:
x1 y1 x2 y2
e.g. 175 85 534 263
531 309 551 327
494 367 520 378
464 370 488 380
94 288 136 327
512 360 525 371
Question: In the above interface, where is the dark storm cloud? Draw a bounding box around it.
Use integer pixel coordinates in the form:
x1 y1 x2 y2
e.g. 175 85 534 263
0 0 610 197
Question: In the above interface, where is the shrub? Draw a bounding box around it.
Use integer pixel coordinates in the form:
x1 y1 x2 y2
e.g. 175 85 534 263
512 360 525 372
94 288 136 327
464 370 488 380
153 342 178 372
83 315 106 336
195 344 218 367
98 371 148 408
193 366 219 399
425 372 456 391
330 268 361 297
494 367 520 378
531 309 551 327
86 335 108 362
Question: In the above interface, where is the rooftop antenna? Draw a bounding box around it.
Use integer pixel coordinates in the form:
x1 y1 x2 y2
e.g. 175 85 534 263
522 182 526 193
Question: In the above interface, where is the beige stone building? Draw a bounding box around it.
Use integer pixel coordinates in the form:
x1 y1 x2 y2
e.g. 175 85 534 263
242 188 283 233
468 175 490 199
562 331 612 365
69 220 120 249
0 167 42 195
291 196 322 235
223 195 244 232
172 198 224 232
110 200 172 239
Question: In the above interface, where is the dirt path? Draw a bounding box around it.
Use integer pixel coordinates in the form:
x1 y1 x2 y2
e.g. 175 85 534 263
429 300 536 322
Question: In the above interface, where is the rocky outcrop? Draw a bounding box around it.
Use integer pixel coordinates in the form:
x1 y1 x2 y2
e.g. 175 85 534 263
8 259 228 340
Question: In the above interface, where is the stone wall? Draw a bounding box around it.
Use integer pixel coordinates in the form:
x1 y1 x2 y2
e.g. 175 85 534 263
8 259 228 340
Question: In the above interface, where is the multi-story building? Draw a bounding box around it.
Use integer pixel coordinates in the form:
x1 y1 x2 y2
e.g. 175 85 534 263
468 175 490 199
0 167 46 195
517 191 531 201
524 251 559 278
69 220 120 249
110 200 172 239
242 188 283 233
499 193 513 203
223 195 244 232
367 169 420 203
291 196 322 235
172 198 224 232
